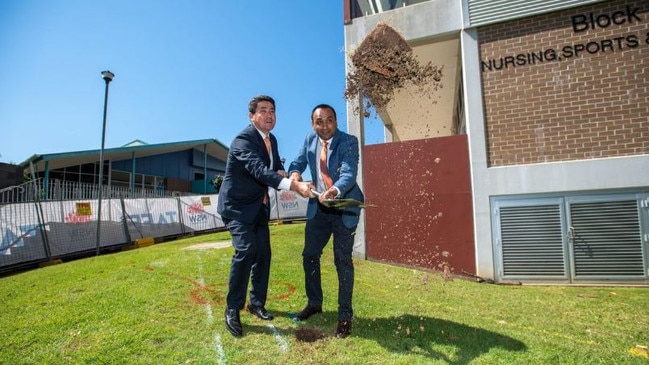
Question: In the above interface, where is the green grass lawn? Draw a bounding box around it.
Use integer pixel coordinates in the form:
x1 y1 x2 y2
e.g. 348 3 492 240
1 222 648 364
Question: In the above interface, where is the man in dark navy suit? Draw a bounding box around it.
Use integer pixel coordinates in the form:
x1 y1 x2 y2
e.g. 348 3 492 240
217 95 313 337
288 104 364 339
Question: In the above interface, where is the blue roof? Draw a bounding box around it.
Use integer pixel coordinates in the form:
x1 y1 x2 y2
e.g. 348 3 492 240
21 138 229 171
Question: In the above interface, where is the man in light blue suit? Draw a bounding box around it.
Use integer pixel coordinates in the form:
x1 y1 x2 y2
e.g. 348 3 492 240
288 103 364 339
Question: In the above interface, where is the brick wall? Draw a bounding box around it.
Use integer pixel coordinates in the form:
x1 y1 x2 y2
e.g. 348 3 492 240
0 163 23 190
479 0 649 166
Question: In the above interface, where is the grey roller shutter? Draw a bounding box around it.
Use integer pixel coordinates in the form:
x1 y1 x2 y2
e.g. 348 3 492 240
494 194 648 284
498 203 567 277
569 200 645 277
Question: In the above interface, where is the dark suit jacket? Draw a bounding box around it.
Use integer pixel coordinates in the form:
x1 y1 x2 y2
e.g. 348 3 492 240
288 129 364 229
217 124 285 224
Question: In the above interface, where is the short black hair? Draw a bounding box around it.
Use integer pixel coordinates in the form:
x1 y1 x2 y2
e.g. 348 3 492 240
310 104 336 121
249 95 275 113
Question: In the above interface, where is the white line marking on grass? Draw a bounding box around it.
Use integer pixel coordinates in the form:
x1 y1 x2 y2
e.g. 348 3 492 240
267 324 289 352
214 333 227 365
198 274 214 323
198 255 227 364
196 255 214 323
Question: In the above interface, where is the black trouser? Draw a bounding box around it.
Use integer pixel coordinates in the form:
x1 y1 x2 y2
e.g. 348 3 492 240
303 205 356 320
224 206 271 310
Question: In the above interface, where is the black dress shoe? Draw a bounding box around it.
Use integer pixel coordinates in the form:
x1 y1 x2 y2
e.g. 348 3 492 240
293 305 323 321
246 304 274 320
225 308 242 337
336 320 352 339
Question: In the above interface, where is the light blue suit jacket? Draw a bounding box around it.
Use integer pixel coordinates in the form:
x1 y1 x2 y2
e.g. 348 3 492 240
288 129 364 229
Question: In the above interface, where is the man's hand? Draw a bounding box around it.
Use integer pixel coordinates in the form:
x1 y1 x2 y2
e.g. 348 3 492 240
290 180 315 198
277 169 288 178
319 187 339 201
289 171 303 182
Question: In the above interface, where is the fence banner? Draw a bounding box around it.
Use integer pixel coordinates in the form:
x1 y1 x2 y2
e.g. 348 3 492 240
122 198 184 240
0 191 307 271
178 194 223 232
272 189 309 220
0 202 43 262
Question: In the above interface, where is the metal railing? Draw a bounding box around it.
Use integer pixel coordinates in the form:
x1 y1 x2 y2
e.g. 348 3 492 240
0 179 188 204
0 182 35 204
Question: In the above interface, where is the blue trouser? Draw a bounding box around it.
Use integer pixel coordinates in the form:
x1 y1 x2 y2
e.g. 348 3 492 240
224 206 271 310
303 205 356 320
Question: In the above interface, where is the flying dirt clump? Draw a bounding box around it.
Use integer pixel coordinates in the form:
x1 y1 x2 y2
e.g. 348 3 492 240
345 22 443 117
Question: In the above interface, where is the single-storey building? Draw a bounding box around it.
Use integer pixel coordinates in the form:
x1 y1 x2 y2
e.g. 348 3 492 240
16 139 229 201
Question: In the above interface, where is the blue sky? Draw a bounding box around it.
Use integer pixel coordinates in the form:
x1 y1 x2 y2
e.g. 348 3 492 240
0 0 384 165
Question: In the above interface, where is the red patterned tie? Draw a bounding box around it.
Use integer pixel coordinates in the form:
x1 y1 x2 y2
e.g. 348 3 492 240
320 141 333 190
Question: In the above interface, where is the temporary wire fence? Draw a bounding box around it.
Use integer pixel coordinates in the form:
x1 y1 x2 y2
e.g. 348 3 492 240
0 189 307 274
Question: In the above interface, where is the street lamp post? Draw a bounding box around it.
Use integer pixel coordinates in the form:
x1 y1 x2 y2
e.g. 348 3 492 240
96 70 114 256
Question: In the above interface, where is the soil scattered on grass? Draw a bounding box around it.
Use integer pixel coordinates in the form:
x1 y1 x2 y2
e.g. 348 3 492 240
345 22 443 117
295 327 327 342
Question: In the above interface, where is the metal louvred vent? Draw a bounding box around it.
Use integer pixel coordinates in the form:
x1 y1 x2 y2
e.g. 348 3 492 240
467 0 605 27
569 200 644 277
495 194 648 283
500 204 565 277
